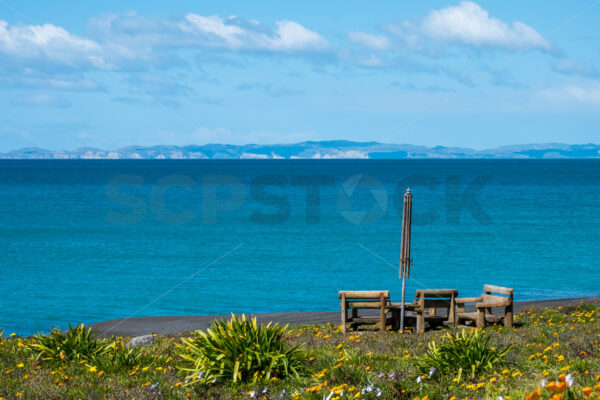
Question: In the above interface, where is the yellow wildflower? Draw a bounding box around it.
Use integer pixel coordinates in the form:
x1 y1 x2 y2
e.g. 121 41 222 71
307 385 322 393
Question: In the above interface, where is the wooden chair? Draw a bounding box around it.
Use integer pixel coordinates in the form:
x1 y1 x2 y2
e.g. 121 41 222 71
455 284 514 328
338 290 402 333
404 289 458 333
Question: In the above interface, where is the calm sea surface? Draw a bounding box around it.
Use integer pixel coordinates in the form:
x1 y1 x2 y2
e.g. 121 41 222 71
1 160 600 335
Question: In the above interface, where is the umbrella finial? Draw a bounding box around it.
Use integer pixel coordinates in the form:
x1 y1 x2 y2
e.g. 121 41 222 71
406 187 411 194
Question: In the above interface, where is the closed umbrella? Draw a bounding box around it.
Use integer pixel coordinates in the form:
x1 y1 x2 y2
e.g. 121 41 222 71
399 188 412 332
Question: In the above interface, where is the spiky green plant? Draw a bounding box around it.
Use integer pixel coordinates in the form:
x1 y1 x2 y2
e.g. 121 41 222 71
27 324 106 363
416 329 511 379
177 314 304 384
94 338 158 372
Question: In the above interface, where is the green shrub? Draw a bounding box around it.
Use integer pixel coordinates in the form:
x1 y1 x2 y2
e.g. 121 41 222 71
177 314 304 384
416 329 511 379
94 338 157 372
27 324 106 363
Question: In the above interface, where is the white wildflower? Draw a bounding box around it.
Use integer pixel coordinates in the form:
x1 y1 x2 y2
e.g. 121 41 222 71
565 373 574 387
361 385 375 394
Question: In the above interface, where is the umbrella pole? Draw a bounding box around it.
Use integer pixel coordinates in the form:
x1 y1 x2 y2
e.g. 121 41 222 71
400 268 406 332
399 188 412 333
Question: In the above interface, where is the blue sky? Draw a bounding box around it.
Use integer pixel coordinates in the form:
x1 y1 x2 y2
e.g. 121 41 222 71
1 0 599 151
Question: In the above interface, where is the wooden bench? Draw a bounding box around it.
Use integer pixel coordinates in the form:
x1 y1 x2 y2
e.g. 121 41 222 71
338 290 403 333
456 284 514 328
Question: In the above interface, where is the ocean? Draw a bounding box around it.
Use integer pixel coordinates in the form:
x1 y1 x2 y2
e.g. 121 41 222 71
1 159 599 335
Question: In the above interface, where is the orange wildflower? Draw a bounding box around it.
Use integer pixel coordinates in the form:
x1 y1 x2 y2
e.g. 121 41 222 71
525 387 541 400
548 381 567 393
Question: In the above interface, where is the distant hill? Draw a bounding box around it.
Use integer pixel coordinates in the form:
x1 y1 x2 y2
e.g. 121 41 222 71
1 142 600 159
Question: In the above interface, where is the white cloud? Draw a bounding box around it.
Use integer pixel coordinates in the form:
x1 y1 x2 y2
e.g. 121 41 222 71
0 20 105 68
0 13 328 75
0 13 329 91
87 12 328 54
268 20 329 51
181 15 329 52
420 1 552 51
345 2 553 68
348 31 390 50
182 14 247 48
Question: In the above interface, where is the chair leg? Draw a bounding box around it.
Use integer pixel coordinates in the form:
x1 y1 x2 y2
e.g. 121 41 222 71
476 309 485 328
505 304 513 328
391 310 400 331
449 294 456 326
379 293 386 331
416 293 425 333
417 312 425 334
341 295 347 333
456 304 465 327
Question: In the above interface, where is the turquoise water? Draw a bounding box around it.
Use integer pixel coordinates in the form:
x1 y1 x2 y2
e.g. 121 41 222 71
1 160 600 335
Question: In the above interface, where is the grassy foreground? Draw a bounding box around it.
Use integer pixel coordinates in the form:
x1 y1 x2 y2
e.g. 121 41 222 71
1 303 600 399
